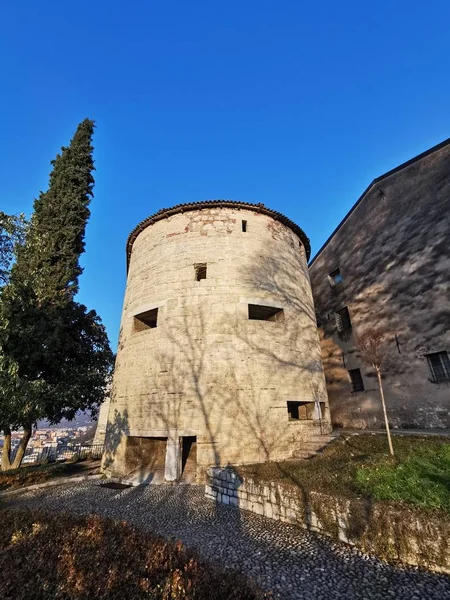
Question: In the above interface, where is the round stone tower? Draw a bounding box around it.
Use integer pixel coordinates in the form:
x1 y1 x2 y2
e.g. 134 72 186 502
102 201 331 483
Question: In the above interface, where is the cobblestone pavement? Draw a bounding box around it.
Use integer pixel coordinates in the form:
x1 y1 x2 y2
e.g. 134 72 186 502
3 481 450 600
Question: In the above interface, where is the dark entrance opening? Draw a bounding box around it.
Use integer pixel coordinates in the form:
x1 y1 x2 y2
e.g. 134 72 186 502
287 401 325 421
181 436 197 481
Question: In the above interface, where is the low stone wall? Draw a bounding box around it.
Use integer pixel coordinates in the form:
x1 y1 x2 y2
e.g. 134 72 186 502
205 467 450 574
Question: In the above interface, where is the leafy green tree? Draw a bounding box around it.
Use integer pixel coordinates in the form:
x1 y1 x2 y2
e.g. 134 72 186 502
0 212 26 286
0 120 114 470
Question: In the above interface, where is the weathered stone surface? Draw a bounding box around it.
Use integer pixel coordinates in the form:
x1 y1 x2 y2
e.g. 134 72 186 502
206 467 450 574
164 436 181 481
102 204 331 479
93 397 110 446
310 140 450 429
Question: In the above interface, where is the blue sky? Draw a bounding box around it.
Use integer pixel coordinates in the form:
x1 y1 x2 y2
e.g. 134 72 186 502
1 1 449 349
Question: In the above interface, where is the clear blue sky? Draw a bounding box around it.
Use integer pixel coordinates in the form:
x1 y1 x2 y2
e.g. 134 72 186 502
1 1 449 349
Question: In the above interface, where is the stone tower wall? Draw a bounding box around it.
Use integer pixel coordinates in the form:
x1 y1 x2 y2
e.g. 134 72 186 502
103 205 330 479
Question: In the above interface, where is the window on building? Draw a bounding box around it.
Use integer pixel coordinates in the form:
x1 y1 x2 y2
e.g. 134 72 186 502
134 308 158 331
426 351 450 383
329 268 343 286
194 263 207 281
287 401 301 420
287 401 325 420
242 220 247 232
335 306 352 332
349 368 365 392
248 304 284 322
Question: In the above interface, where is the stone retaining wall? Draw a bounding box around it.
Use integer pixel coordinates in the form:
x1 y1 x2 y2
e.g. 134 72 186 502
205 467 450 574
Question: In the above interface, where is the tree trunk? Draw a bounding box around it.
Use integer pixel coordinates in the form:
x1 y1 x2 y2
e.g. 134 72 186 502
376 367 394 456
11 426 32 469
1 426 12 471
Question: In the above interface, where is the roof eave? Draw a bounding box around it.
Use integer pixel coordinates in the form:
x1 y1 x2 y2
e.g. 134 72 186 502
309 136 450 266
126 200 311 269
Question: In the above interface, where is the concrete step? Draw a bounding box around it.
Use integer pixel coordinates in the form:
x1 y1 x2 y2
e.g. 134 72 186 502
291 433 339 460
300 439 334 449
299 442 328 452
306 434 337 442
291 449 316 459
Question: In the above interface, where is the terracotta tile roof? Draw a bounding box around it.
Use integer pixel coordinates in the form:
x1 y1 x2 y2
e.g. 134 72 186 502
126 200 310 267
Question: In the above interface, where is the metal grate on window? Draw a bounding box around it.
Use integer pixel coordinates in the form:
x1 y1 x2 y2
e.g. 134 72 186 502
426 351 450 382
335 307 352 332
349 368 365 392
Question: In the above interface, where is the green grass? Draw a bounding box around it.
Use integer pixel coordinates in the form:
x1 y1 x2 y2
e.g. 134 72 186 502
0 459 100 491
237 434 450 512
356 441 450 511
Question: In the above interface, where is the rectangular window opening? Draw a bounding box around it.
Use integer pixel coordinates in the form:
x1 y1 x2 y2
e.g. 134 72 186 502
287 401 318 421
349 368 365 392
248 304 284 322
242 220 247 232
134 308 158 331
426 351 450 383
194 263 207 281
335 306 352 333
329 268 343 286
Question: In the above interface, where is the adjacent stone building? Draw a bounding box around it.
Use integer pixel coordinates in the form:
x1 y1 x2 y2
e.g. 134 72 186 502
310 139 450 429
102 201 331 482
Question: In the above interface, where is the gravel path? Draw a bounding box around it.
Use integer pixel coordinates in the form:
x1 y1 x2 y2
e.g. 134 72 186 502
3 481 450 600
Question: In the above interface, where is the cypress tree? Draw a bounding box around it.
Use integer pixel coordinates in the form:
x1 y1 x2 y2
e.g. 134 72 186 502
13 119 95 300
0 120 114 470
0 212 26 286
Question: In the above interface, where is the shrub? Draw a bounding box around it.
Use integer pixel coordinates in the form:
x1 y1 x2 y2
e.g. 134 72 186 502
0 461 97 492
0 510 270 600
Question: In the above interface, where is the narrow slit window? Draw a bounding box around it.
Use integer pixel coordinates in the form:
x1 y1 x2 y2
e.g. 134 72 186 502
248 304 284 322
242 220 247 232
349 368 364 392
134 308 158 331
194 263 207 281
426 351 450 382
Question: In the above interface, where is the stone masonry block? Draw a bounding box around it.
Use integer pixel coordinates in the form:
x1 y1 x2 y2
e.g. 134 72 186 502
106 205 331 480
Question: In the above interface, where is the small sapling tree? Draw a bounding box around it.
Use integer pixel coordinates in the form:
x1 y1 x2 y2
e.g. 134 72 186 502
356 328 394 456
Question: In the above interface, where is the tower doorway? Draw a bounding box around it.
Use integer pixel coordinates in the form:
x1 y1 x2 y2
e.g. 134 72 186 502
181 436 197 482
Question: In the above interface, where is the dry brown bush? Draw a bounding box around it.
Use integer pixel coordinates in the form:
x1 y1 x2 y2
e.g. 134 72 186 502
0 509 271 600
